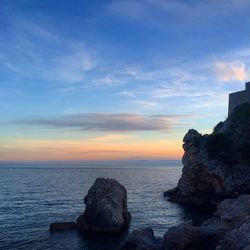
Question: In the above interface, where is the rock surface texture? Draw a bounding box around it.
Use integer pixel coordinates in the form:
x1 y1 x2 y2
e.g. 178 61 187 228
121 195 250 250
162 197 250 249
163 221 201 250
165 103 250 205
119 228 162 250
121 104 250 249
76 177 131 234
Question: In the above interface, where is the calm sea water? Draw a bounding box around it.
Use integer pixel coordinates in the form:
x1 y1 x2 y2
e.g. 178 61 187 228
0 165 214 250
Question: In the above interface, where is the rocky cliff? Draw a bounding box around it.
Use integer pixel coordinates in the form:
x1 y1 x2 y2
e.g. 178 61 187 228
165 103 250 205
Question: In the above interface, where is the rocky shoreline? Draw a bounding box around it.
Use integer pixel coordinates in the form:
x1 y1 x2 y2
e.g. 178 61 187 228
164 103 250 206
121 103 250 249
50 103 250 249
121 194 250 249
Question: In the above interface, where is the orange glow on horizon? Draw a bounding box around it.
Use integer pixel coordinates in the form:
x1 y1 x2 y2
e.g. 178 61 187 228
0 138 183 162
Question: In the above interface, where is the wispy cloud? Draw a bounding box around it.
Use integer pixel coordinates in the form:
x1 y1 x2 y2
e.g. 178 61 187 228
214 61 247 82
120 91 136 97
89 134 132 143
95 75 123 86
17 18 58 41
108 0 196 27
15 113 195 132
4 62 25 74
47 43 97 83
112 48 250 113
108 0 250 28
0 9 98 84
132 100 159 109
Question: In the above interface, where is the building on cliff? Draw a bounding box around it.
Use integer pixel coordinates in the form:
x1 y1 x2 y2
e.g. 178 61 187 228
228 82 250 115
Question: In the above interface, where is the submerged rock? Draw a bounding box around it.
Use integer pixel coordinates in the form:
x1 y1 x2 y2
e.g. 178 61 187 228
119 228 162 250
165 103 250 205
76 177 131 234
50 222 76 232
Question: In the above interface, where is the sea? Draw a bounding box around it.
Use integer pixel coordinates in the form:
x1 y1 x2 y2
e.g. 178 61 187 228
0 161 214 250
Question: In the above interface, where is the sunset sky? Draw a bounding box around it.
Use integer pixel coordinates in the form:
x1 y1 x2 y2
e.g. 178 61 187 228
1 0 250 162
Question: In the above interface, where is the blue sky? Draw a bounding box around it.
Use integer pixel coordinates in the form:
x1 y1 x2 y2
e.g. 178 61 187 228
1 0 250 161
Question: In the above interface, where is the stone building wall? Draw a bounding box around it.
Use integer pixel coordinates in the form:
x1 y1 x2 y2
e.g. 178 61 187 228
228 82 250 115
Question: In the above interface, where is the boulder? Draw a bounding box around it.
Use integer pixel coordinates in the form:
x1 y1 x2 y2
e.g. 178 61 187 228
165 103 250 205
216 194 250 221
216 218 250 250
76 178 131 234
119 228 162 250
201 195 250 231
199 195 250 249
163 221 200 250
49 222 76 232
120 195 250 250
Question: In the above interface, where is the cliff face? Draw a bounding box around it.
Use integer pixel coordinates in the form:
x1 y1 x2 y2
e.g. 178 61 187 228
165 103 250 205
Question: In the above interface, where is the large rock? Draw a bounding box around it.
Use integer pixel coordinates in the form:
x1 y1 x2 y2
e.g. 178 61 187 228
165 103 250 205
216 218 250 250
131 195 250 250
119 228 162 250
76 178 131 234
163 221 201 250
198 194 250 249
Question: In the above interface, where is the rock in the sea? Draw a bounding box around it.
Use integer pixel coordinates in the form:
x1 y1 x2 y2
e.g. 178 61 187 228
119 228 162 250
201 194 250 231
163 221 200 250
199 194 250 249
216 218 250 250
50 222 76 232
216 194 250 221
165 103 250 205
76 177 131 234
163 187 178 197
121 195 250 250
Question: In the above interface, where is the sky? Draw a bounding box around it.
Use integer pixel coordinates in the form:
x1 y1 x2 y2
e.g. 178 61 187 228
1 0 250 162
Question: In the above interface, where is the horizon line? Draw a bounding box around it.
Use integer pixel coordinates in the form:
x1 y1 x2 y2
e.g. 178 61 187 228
0 158 182 165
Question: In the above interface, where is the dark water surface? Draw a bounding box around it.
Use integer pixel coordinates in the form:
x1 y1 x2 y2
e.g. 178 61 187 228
0 165 213 249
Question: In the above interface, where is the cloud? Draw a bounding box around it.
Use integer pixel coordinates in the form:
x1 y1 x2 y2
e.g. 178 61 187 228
109 0 250 26
108 0 196 25
120 91 136 97
215 61 247 82
16 18 58 41
96 75 123 86
4 62 25 74
133 100 159 109
0 8 97 84
16 113 194 132
45 42 97 83
89 134 132 143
